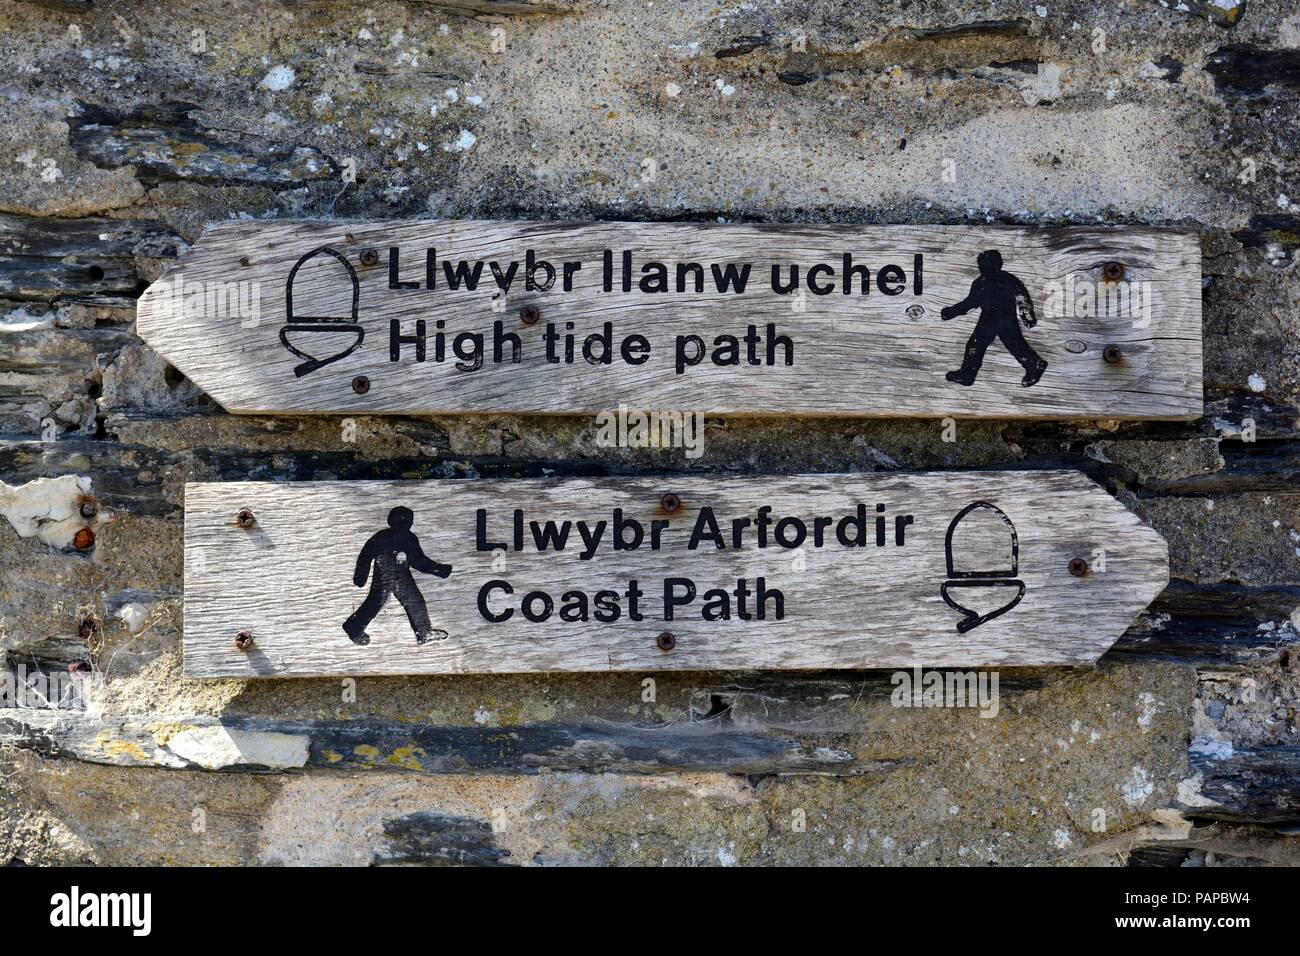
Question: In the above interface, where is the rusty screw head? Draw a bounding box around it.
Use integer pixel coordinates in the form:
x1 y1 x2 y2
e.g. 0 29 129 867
1101 261 1125 282
359 248 380 267
656 631 676 651
234 629 254 650
352 375 371 395
236 508 256 530
79 617 99 641
79 499 98 519
660 493 682 514
72 528 95 550
1102 344 1123 365
520 305 541 325
239 256 251 268
1069 558 1089 578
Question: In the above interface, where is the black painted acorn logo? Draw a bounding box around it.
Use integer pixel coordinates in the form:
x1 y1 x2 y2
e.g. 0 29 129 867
280 246 365 377
940 500 1025 632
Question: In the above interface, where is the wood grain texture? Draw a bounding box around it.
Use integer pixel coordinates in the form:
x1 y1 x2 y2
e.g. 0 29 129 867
183 471 1169 677
137 220 1203 419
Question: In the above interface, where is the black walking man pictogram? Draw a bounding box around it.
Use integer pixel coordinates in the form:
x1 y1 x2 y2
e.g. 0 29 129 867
940 249 1048 388
343 506 452 646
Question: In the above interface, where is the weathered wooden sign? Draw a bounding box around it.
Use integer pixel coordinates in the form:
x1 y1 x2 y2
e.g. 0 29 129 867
138 221 1203 419
183 472 1168 677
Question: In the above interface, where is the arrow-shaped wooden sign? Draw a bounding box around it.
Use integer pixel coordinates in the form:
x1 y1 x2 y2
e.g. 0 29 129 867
183 472 1168 677
139 221 1202 419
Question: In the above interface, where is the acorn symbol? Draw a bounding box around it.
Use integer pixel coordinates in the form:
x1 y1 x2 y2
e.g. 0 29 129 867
279 246 365 377
940 500 1025 633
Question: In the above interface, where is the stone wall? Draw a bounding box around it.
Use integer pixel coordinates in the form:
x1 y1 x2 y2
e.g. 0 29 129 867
1 0 1297 865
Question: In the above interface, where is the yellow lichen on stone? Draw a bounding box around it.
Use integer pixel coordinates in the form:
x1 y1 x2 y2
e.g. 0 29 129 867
93 731 149 763
385 746 426 770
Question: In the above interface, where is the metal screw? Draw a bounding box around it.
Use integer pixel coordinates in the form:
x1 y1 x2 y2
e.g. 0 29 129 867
656 631 676 651
236 509 256 530
79 499 98 519
352 375 371 395
660 493 682 514
1102 261 1125 282
72 528 95 550
234 630 254 650
359 248 380 267
1069 558 1089 578
239 256 251 267
520 305 541 325
79 618 98 641
1102 345 1123 365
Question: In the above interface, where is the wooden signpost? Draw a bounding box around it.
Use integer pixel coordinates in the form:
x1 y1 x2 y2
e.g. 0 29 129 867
138 220 1203 419
164 220 1191 677
183 472 1168 677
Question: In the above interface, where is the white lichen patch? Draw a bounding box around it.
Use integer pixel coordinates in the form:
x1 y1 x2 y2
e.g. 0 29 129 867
259 65 295 92
1118 765 1154 806
444 129 477 152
